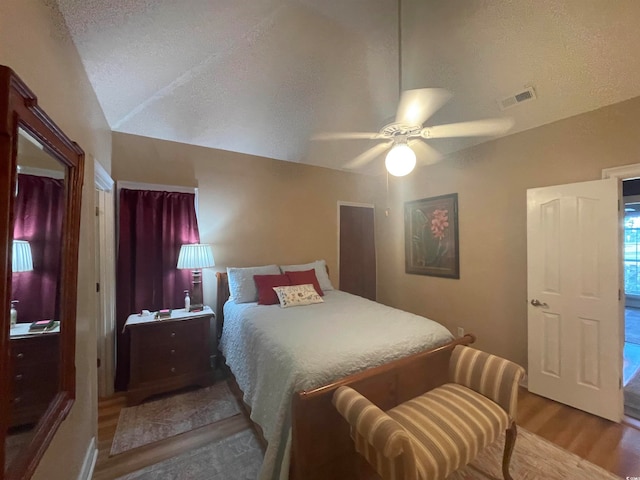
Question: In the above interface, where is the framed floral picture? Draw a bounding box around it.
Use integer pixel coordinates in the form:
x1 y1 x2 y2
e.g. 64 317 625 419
404 193 459 278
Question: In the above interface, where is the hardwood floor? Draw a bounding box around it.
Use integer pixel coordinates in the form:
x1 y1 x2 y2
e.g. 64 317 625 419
93 388 640 479
517 388 640 477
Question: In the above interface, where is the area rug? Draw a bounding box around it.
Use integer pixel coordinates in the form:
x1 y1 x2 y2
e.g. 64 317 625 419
451 427 621 479
117 425 620 480
110 381 241 456
625 368 640 420
115 429 263 480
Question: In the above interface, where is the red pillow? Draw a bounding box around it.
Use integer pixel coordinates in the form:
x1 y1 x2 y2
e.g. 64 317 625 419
284 269 324 296
254 274 291 305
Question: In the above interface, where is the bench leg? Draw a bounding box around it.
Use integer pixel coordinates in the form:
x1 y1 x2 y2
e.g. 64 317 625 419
502 421 517 480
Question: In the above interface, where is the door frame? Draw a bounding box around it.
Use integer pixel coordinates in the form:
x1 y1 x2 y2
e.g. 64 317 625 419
337 202 376 292
603 163 640 306
95 159 115 398
620 193 640 308
603 163 640 385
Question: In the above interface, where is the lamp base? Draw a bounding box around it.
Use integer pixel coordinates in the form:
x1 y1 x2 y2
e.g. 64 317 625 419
190 269 204 311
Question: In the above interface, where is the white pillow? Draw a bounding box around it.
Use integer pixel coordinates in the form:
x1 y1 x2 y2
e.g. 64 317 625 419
279 259 334 292
227 264 280 303
273 284 324 308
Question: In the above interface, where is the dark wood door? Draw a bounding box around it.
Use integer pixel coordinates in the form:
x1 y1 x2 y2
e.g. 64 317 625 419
339 205 376 300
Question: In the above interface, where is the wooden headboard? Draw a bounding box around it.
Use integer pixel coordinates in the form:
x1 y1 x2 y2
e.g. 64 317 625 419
215 271 230 334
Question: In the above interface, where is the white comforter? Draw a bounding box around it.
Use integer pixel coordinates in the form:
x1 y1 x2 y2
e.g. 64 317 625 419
219 290 453 480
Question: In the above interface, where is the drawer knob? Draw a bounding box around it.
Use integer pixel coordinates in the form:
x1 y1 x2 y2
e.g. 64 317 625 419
170 332 176 338
170 367 176 373
14 397 21 404
16 353 24 359
15 374 23 381
170 349 176 355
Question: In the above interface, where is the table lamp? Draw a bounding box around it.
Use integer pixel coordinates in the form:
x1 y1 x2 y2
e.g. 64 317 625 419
177 243 215 311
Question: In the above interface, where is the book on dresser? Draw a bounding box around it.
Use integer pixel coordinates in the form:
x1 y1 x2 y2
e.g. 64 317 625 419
29 319 57 331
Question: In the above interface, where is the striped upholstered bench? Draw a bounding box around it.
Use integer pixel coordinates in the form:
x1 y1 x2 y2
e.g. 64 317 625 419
332 345 525 480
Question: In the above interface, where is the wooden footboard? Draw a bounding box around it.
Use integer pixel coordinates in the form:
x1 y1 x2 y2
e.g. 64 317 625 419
290 334 476 480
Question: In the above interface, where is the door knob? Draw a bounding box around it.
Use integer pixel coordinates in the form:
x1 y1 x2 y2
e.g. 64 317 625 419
530 299 549 308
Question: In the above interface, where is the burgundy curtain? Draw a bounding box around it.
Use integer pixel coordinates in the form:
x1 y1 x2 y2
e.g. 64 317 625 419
115 188 200 391
12 174 64 324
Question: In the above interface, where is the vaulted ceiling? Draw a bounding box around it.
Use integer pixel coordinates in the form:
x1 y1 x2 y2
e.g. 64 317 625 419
56 0 640 174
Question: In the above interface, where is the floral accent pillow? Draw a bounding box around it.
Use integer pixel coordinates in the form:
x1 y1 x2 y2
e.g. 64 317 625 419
272 284 324 308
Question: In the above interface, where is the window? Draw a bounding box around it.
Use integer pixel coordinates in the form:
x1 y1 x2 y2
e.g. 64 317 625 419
625 202 640 296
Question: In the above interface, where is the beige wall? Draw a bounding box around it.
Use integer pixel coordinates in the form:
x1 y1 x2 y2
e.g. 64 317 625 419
112 133 380 308
376 95 640 367
1 1 112 478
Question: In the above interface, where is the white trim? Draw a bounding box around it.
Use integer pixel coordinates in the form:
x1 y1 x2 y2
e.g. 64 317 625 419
76 436 97 480
602 163 640 180
17 165 65 179
336 202 377 294
96 187 116 398
337 201 376 209
94 159 114 192
94 159 117 398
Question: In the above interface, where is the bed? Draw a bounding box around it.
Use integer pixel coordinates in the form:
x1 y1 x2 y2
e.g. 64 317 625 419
215 266 474 480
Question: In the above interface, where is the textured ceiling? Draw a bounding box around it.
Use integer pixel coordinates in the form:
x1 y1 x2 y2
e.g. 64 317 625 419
56 0 640 174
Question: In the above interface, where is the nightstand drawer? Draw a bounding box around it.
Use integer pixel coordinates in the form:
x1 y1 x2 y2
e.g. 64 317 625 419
138 355 205 383
138 342 192 360
11 334 59 364
136 320 199 348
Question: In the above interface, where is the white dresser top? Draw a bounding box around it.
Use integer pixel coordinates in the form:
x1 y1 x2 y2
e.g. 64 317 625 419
10 322 60 339
124 305 213 328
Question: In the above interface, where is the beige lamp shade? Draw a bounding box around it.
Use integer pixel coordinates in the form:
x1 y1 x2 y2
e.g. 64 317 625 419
177 243 215 270
12 240 34 272
177 243 215 311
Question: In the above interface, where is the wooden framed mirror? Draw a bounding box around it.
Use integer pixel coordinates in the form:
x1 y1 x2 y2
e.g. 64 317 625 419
0 66 84 479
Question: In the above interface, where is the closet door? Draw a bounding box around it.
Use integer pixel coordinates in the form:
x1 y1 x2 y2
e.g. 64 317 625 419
339 204 376 300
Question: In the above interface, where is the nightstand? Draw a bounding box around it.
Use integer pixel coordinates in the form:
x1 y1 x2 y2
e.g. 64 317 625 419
124 306 216 405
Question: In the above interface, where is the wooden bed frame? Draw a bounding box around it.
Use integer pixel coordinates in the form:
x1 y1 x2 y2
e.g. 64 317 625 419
215 271 475 479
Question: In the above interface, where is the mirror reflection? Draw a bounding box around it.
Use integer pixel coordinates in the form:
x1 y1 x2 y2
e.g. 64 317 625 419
5 127 65 469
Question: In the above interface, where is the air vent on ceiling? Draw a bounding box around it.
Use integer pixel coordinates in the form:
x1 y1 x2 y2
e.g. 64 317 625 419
498 86 537 111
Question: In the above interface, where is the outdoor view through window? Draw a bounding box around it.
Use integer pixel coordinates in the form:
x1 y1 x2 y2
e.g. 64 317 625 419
626 204 640 297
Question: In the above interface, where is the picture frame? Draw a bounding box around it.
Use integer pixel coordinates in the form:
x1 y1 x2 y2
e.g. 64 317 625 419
404 193 459 278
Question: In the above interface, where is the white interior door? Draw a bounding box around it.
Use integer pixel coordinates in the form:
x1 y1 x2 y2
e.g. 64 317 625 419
527 178 623 422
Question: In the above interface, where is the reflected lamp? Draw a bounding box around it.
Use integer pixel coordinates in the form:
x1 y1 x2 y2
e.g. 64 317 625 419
177 243 215 311
12 240 34 273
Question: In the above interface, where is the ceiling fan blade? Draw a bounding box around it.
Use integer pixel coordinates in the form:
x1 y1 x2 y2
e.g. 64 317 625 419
395 88 453 126
421 118 515 139
312 132 381 141
409 139 443 166
343 142 393 170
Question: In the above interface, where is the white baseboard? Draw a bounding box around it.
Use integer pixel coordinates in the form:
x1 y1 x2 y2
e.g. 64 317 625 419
77 436 98 480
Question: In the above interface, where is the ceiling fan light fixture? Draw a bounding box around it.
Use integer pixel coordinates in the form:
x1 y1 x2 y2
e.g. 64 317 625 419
385 143 416 177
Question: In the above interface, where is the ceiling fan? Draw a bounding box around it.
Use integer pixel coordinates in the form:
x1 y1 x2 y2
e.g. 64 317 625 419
312 87 515 176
